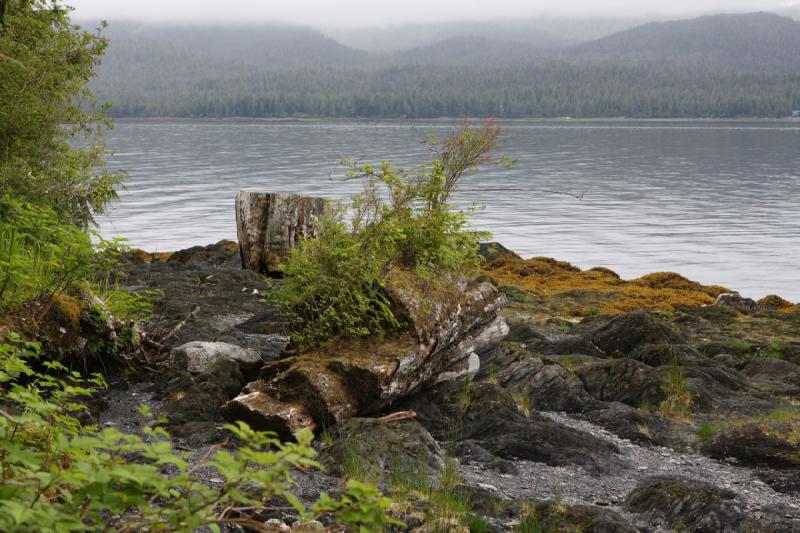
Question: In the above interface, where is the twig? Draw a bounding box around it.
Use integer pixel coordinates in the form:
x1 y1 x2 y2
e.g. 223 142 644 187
379 410 417 423
160 305 199 343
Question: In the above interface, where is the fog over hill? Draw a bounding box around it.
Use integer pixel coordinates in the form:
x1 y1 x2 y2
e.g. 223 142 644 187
324 17 642 52
87 12 800 118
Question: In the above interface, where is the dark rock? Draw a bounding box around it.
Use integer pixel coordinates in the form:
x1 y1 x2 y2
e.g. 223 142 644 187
625 476 762 532
700 424 800 468
756 468 800 496
478 345 595 412
164 240 242 270
677 363 750 413
712 353 739 367
215 331 289 363
631 343 700 366
504 320 548 345
479 242 521 262
697 339 756 359
714 293 759 314
576 358 665 407
583 402 684 447
743 358 800 399
457 441 519 474
571 311 693 361
321 418 443 486
395 381 624 474
531 501 638 533
530 336 606 358
155 357 247 445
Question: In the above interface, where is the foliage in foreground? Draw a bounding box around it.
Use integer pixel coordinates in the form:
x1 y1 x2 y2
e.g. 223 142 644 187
0 333 396 532
272 120 506 346
0 198 121 313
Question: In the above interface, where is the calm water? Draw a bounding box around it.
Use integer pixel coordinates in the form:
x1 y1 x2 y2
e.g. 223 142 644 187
97 119 800 301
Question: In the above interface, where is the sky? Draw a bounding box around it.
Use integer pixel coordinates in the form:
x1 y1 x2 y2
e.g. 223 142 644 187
68 0 795 27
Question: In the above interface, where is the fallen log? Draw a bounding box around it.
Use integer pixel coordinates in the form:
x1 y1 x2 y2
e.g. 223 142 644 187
235 191 328 274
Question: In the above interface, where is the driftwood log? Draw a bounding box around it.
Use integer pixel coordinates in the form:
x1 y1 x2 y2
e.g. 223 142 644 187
235 192 328 274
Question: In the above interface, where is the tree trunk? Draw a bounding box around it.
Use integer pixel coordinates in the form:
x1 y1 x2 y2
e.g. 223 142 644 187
235 192 328 274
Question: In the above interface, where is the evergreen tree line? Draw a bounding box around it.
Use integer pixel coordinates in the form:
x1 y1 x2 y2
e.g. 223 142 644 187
93 63 800 119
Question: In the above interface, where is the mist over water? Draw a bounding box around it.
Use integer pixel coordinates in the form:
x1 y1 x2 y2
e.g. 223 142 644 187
97 119 800 301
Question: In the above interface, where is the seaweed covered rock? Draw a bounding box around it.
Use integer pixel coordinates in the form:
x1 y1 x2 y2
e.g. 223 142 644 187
223 278 508 438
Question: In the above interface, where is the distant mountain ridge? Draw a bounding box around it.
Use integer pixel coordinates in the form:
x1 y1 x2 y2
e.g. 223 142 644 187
86 12 800 119
89 12 800 72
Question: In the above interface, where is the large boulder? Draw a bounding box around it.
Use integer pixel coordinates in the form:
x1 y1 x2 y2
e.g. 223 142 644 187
321 418 443 486
172 341 263 379
223 276 508 438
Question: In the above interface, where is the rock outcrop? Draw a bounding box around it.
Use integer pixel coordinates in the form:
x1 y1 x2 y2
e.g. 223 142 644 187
223 276 509 438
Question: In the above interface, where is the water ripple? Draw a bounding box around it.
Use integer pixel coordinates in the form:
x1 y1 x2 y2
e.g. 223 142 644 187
97 119 800 301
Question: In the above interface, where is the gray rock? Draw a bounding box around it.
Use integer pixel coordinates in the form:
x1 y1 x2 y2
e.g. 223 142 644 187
714 293 759 314
173 341 263 379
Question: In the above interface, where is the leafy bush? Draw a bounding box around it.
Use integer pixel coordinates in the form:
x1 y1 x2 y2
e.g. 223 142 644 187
0 198 128 314
272 120 505 346
0 332 395 532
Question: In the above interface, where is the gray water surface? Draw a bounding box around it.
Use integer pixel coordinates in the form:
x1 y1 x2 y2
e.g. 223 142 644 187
97 119 800 301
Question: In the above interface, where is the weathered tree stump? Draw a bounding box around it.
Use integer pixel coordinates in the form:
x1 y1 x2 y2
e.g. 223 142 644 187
235 192 328 274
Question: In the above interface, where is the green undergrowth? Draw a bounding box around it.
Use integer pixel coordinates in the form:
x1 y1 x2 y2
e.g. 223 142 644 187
270 120 510 348
0 332 396 532
658 361 693 419
695 406 800 444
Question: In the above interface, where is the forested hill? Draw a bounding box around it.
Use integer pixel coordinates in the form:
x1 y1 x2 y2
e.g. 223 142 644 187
89 12 800 119
569 12 800 73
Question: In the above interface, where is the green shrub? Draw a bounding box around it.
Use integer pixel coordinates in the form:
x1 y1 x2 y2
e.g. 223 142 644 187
271 120 505 347
763 340 784 360
0 332 394 532
696 422 720 441
659 362 693 419
0 198 126 314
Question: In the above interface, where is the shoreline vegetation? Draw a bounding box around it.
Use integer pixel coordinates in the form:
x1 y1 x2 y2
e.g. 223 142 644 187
2 2 799 531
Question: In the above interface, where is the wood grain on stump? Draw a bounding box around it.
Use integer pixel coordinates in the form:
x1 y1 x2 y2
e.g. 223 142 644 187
235 191 328 274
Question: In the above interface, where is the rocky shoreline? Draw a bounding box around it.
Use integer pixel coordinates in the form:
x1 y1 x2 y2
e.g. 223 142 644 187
102 240 799 532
